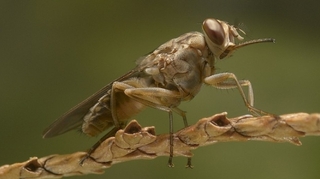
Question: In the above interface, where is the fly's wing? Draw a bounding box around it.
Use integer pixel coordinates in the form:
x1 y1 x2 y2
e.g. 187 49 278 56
42 69 138 138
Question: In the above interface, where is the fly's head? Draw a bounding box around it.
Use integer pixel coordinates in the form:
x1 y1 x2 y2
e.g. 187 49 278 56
202 18 275 60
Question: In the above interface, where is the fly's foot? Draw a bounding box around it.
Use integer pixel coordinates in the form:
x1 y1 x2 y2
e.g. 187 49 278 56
185 157 193 169
79 127 119 165
247 105 280 119
168 157 174 167
248 107 281 124
247 106 268 116
79 154 90 165
80 144 99 165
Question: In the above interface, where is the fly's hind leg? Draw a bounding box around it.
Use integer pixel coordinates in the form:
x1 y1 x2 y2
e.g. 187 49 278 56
81 82 134 164
120 84 189 167
88 81 137 150
204 72 276 116
81 126 120 164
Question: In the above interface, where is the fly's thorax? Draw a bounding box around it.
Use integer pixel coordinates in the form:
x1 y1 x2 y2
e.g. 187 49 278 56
171 48 207 101
140 32 213 101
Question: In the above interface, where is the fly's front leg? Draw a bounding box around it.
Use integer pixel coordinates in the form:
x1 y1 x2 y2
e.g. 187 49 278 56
204 72 268 116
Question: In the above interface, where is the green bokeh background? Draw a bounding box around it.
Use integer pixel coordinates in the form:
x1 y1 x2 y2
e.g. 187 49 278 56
1 1 320 179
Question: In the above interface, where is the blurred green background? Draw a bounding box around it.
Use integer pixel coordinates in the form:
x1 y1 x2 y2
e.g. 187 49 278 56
1 1 320 179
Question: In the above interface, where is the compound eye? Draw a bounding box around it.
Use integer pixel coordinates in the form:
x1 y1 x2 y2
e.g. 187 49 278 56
202 18 225 45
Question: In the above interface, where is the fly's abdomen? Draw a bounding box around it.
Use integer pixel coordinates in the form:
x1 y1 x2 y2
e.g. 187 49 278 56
82 90 145 136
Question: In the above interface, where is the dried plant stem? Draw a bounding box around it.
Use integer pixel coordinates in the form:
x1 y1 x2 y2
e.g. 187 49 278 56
1 112 320 179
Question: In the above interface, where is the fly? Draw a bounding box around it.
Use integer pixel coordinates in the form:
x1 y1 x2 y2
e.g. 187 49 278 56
43 18 275 167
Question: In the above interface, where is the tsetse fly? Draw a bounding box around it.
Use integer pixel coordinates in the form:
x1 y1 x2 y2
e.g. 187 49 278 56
43 18 275 167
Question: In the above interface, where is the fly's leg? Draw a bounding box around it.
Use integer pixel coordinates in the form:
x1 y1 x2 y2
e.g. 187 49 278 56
121 85 189 167
171 107 192 168
167 110 193 168
80 126 119 164
80 82 134 165
172 107 188 128
204 72 271 116
86 82 132 153
168 111 174 167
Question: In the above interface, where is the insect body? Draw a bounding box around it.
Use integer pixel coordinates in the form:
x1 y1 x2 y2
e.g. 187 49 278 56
43 18 274 167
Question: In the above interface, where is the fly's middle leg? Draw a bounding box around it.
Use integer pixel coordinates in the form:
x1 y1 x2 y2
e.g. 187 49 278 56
168 111 174 167
171 107 192 168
